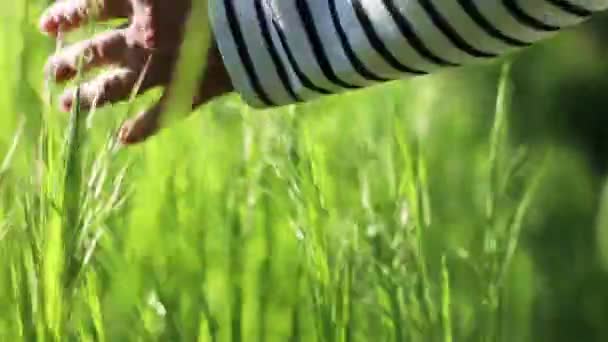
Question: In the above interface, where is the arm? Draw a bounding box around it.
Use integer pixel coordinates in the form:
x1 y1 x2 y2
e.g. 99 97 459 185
210 0 608 107
39 0 608 144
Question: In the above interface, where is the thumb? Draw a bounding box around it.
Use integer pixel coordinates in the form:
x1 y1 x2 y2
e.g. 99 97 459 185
116 81 218 145
117 94 166 145
117 78 229 145
118 44 233 146
116 89 192 145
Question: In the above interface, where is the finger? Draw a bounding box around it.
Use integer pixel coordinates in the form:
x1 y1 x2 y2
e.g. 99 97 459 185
46 30 128 82
40 0 130 36
118 93 167 145
118 78 231 145
59 68 138 112
130 0 156 48
118 43 234 145
118 81 202 145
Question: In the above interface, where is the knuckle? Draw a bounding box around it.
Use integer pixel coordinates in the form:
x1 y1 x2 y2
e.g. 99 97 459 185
82 45 97 65
96 79 112 101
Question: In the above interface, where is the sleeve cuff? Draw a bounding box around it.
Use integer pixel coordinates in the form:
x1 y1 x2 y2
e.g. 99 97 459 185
209 0 305 108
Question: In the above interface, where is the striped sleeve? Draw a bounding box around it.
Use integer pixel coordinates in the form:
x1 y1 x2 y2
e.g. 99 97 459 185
209 0 608 108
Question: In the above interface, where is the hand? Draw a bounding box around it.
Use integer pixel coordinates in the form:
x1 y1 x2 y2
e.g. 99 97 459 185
40 0 234 145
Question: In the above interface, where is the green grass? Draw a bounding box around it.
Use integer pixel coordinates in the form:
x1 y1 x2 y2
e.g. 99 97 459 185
3 1 608 341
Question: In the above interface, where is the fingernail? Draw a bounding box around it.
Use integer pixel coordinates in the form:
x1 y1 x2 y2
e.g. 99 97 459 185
54 63 76 82
60 93 73 112
63 11 79 27
39 15 59 35
118 112 158 145
118 121 138 145
143 5 153 16
143 31 156 49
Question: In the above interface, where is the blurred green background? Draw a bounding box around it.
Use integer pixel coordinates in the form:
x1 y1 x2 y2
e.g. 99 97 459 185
3 1 608 341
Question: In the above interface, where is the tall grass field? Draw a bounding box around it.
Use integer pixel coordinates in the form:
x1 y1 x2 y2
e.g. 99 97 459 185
3 1 608 341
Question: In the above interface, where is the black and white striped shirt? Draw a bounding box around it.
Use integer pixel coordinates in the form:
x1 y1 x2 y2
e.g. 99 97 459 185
209 0 608 108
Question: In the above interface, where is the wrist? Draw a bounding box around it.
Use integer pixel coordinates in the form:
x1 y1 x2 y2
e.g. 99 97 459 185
195 37 234 105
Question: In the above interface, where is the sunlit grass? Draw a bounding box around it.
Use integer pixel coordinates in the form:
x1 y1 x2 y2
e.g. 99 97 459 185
2 1 607 341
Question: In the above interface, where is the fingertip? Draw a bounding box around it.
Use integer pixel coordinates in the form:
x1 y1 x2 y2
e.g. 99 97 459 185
143 30 156 49
117 119 142 145
45 58 75 82
63 10 79 26
61 85 91 112
54 63 77 82
132 1 157 49
60 92 74 112
118 109 160 145
60 88 92 112
39 2 89 37
130 22 157 49
39 14 59 35
118 131 134 145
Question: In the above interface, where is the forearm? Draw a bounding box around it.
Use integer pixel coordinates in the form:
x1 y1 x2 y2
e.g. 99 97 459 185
209 0 608 108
